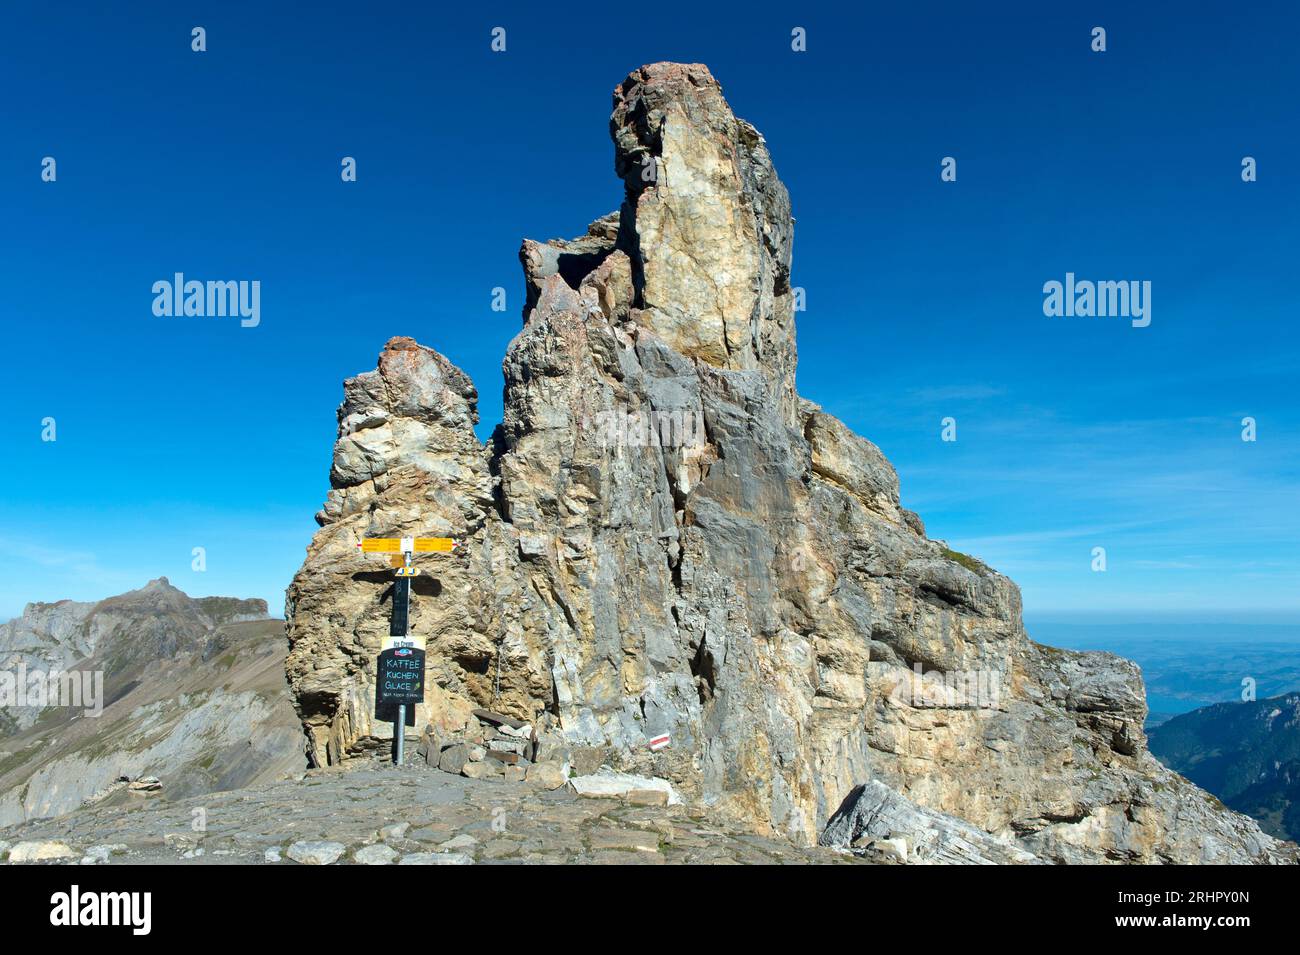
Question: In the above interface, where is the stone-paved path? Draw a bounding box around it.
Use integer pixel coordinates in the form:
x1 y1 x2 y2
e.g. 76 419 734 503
0 760 864 865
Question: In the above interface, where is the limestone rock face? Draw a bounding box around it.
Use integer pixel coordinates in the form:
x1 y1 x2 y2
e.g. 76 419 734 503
609 62 798 427
284 63 1295 864
821 781 1043 865
285 337 518 766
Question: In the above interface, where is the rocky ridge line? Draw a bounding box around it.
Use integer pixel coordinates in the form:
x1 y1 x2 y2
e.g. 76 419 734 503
284 62 1295 864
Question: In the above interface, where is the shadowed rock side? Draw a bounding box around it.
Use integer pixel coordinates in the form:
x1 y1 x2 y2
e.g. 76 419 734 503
284 62 1295 864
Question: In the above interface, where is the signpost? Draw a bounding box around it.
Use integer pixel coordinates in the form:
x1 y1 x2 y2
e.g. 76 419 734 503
389 575 411 640
359 536 458 764
377 645 425 764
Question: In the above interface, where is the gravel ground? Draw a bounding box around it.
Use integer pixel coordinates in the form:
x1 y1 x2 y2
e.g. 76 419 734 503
0 758 865 865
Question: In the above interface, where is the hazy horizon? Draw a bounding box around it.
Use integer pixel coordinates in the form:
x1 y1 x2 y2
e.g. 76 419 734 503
5 578 1298 633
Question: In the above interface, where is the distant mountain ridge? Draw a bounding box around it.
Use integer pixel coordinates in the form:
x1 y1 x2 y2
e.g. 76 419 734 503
0 578 304 826
1149 693 1300 842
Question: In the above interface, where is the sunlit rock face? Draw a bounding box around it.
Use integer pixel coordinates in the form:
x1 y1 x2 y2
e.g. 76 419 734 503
284 63 1295 864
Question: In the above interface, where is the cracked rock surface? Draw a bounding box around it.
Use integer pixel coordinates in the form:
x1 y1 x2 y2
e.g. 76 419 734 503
283 62 1295 864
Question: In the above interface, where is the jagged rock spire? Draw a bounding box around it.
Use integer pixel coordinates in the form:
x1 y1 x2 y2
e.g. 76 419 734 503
611 64 797 424
284 65 1296 864
521 63 798 425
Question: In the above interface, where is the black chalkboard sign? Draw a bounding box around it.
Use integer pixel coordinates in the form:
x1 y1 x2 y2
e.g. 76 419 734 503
376 646 425 708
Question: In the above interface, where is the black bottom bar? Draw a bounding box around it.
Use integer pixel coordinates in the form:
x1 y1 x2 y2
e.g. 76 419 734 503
1 862 1286 939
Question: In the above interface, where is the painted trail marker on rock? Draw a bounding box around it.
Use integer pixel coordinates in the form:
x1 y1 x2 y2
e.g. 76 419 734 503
358 535 458 764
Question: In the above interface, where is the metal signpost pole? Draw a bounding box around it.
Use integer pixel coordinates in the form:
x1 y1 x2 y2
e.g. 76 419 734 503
392 550 412 765
360 536 454 768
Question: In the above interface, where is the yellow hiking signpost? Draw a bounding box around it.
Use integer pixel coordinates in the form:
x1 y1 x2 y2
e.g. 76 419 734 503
359 537 457 554
357 535 459 764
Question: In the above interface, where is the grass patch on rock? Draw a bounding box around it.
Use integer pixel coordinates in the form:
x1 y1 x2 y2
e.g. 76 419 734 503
940 546 987 575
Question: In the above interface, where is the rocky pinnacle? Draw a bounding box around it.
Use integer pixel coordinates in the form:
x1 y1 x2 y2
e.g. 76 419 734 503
284 63 1295 863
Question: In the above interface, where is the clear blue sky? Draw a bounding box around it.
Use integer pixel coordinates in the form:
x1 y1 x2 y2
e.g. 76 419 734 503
2 1 1297 623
